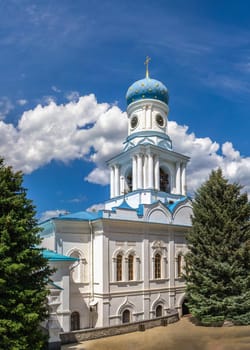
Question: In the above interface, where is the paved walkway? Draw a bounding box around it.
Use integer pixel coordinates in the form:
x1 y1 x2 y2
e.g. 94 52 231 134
62 317 250 350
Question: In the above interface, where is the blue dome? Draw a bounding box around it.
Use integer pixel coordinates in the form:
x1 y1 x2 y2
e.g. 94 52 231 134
126 77 169 106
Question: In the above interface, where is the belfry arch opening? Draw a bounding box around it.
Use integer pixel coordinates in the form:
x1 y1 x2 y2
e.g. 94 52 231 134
159 167 170 193
125 168 132 193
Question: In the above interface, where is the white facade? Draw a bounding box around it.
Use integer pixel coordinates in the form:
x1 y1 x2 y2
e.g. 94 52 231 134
41 69 193 335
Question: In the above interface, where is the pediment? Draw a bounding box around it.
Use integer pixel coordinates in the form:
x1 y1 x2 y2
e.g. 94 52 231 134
172 200 193 226
145 202 172 224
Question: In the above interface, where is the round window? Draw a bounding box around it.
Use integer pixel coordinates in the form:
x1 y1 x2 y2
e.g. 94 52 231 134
156 114 164 127
131 115 138 129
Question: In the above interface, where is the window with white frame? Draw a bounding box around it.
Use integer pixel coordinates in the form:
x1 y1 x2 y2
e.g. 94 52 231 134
128 254 134 280
154 253 161 279
116 254 123 281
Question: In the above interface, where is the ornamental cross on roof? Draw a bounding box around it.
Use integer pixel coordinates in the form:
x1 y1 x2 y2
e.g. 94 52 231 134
144 56 151 78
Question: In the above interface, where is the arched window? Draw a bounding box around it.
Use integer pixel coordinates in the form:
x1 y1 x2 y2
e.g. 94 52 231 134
177 254 182 277
70 251 82 283
71 311 80 331
160 168 170 192
122 309 131 324
116 254 122 281
154 253 161 279
128 254 134 280
156 305 163 317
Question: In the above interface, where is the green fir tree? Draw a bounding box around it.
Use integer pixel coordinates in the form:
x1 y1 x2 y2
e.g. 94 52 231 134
0 158 53 349
185 169 250 326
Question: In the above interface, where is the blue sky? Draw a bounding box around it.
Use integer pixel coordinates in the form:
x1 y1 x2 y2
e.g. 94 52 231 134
0 0 250 220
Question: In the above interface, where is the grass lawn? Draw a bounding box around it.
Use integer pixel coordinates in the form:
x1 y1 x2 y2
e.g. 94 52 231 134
62 316 250 350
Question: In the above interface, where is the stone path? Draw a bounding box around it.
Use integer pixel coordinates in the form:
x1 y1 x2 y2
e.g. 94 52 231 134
62 317 250 350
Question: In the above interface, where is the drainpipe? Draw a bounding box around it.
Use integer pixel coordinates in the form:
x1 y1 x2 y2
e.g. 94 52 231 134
88 220 94 301
88 220 94 328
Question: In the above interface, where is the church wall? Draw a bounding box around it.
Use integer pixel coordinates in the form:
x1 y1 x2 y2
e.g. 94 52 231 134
98 220 187 326
39 221 56 250
173 206 192 226
69 290 90 329
47 217 189 331
40 235 55 251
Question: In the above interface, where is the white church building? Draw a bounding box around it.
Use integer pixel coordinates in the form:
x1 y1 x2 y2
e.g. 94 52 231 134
40 62 193 343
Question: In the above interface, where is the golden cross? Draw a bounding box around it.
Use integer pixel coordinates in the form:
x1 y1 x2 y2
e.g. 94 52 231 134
144 56 151 78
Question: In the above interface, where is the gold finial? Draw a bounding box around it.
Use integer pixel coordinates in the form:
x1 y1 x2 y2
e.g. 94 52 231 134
144 56 151 78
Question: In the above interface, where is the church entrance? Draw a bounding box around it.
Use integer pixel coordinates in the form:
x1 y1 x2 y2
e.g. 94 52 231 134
181 299 190 316
71 311 80 330
156 305 163 317
122 309 131 323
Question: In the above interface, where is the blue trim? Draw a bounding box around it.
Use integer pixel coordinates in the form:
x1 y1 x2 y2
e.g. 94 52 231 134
48 281 63 290
56 210 103 221
105 189 185 204
42 249 79 262
39 210 103 224
137 204 144 217
125 131 171 143
115 199 134 210
167 197 188 213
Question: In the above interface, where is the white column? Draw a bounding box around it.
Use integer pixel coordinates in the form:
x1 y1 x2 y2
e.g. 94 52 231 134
145 105 152 129
114 165 120 196
137 154 143 189
175 256 178 278
181 164 186 195
120 176 125 196
143 154 148 189
110 166 115 198
125 257 128 281
163 256 167 279
136 257 140 280
154 156 160 191
152 257 155 279
132 155 137 191
148 153 154 189
176 162 181 194
112 257 116 282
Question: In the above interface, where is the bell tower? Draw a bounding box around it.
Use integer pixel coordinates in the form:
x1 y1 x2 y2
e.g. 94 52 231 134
105 59 189 210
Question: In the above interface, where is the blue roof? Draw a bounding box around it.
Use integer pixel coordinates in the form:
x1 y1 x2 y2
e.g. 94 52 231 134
126 77 169 106
56 210 102 221
42 249 78 262
115 199 134 210
167 197 188 213
48 281 63 290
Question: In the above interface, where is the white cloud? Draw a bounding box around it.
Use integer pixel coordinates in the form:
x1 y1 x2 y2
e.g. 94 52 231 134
169 122 250 197
39 209 69 222
0 94 126 175
66 91 80 102
0 93 249 198
17 99 28 106
86 203 105 213
51 85 61 93
0 97 14 120
67 195 87 203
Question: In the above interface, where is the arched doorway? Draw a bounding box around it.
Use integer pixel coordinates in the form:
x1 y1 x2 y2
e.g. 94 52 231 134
182 299 190 316
156 305 163 317
71 311 80 330
122 309 131 324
